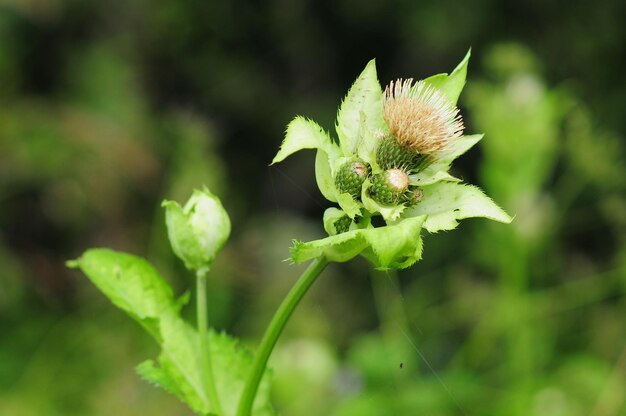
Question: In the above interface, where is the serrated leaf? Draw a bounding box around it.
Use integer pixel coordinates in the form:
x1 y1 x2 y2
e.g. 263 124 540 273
272 116 338 165
291 215 426 269
422 49 471 105
137 360 187 406
70 248 274 416
210 331 274 416
147 317 274 416
67 248 177 338
336 60 385 156
315 149 338 202
156 313 212 414
362 228 424 270
404 182 512 233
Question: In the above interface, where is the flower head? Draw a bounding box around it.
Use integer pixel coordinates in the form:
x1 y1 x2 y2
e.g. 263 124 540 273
271 51 511 270
383 79 464 155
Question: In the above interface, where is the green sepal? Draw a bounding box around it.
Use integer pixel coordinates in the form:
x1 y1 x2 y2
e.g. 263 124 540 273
291 215 426 270
422 49 471 105
272 116 339 165
403 182 512 233
336 60 385 156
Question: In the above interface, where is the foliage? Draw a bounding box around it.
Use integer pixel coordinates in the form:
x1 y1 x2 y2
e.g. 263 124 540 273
1 0 625 414
69 248 273 416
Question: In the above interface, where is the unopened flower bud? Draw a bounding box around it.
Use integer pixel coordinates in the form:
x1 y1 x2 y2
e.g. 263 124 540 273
370 168 410 205
403 187 424 206
335 159 371 198
162 187 231 273
376 135 419 170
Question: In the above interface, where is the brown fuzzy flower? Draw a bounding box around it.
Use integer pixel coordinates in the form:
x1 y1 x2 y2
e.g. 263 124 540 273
383 79 464 155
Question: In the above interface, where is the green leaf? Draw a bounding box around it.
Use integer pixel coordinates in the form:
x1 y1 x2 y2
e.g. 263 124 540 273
435 133 483 162
67 248 177 338
70 248 273 416
336 60 385 156
356 110 384 163
404 182 512 233
291 215 426 269
423 49 471 105
315 149 338 202
410 134 483 186
141 319 274 416
137 360 188 408
272 116 338 165
360 217 425 269
154 314 212 414
210 331 274 416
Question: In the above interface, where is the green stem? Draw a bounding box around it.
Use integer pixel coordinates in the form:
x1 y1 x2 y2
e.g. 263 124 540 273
197 269 224 415
236 256 329 416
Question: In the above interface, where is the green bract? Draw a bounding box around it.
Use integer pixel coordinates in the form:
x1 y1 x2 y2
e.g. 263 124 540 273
163 187 231 273
273 51 511 269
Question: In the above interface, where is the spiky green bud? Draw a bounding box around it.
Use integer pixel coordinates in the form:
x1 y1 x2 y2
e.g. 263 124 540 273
335 159 371 197
370 168 410 205
376 135 433 172
376 135 418 170
403 186 424 206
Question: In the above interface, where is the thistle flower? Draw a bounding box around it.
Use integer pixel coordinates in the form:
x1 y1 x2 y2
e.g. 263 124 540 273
383 79 464 156
272 51 511 270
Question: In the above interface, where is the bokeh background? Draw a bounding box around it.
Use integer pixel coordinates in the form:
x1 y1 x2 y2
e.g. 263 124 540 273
1 0 625 415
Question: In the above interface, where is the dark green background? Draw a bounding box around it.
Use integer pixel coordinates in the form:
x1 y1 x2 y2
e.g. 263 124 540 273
1 0 624 415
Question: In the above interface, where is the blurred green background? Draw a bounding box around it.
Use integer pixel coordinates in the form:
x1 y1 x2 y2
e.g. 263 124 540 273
1 0 625 415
